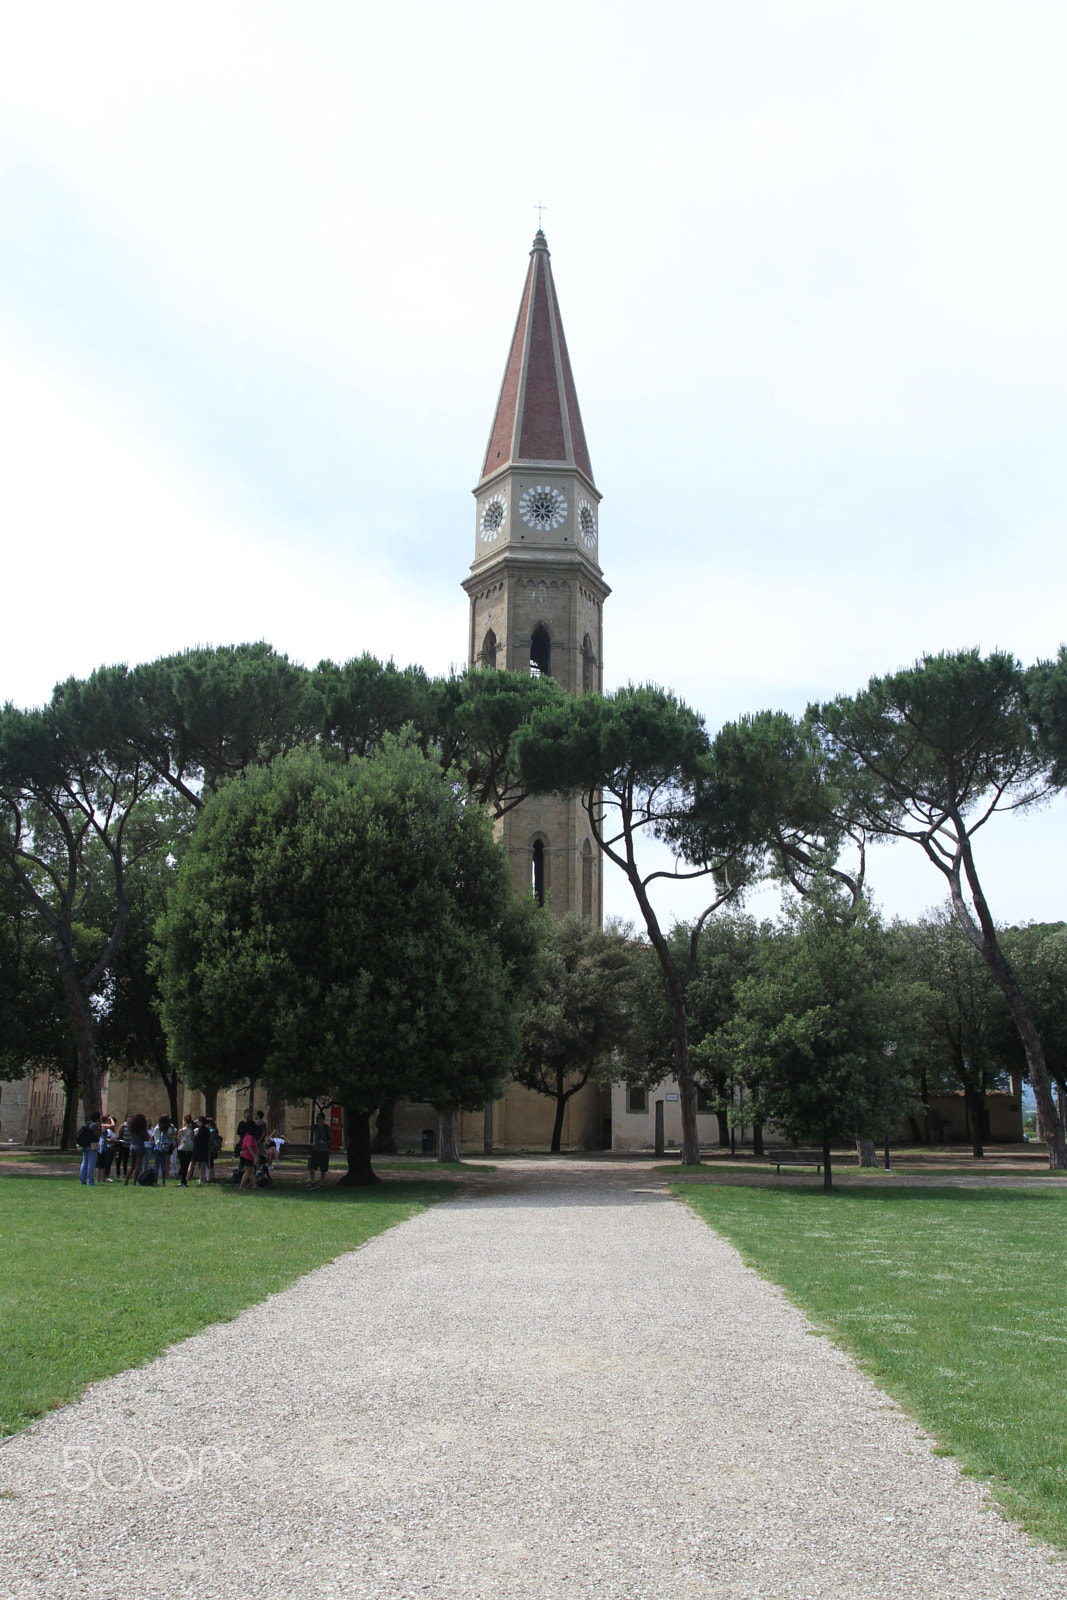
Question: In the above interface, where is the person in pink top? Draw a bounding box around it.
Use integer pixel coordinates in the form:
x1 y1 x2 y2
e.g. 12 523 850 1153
236 1121 259 1192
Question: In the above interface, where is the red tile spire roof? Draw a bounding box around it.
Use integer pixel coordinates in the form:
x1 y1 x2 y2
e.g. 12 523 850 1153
479 231 595 487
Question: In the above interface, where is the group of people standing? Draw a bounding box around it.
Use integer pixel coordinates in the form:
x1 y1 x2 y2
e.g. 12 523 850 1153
75 1106 312 1191
234 1110 288 1192
76 1113 224 1187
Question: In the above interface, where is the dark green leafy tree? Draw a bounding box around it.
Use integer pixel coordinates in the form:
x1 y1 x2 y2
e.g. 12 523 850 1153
314 654 433 759
432 667 571 818
989 923 1067 1138
717 891 917 1189
618 915 763 1149
512 913 635 1152
685 915 764 1148
1029 646 1067 785
816 649 1067 1168
156 740 532 1182
514 685 755 1166
0 866 78 1143
899 908 1010 1157
81 642 320 811
92 794 195 1123
0 693 159 1117
709 710 869 905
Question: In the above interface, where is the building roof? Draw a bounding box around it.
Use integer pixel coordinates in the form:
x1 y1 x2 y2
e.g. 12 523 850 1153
479 231 595 488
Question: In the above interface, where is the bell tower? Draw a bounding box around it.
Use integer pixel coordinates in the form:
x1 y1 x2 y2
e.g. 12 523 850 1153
462 230 609 922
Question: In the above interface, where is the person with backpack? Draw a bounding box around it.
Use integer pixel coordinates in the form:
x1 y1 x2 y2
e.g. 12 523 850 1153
77 1120 101 1185
176 1115 195 1186
124 1113 148 1187
151 1116 174 1186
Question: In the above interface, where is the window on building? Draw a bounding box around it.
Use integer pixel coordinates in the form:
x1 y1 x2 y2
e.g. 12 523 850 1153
481 629 497 669
696 1085 713 1113
532 838 546 907
530 625 551 678
581 838 593 920
627 1086 648 1114
582 634 596 694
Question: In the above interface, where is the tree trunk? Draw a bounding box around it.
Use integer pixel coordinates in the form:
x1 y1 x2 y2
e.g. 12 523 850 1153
267 1088 286 1136
372 1097 396 1154
716 1109 730 1147
60 1066 79 1151
965 1090 985 1159
438 1108 460 1163
550 1077 567 1154
752 1122 764 1157
163 1066 180 1126
856 1137 877 1167
661 973 699 1165
337 1106 379 1186
483 1098 493 1157
55 949 102 1118
204 1083 218 1119
823 1131 833 1192
950 838 1067 1167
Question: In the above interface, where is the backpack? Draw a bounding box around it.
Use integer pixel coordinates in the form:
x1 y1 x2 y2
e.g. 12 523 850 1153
75 1124 93 1150
137 1165 156 1186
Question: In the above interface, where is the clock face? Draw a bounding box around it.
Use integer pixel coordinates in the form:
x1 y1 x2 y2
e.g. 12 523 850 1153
479 495 507 542
577 500 597 548
519 484 568 531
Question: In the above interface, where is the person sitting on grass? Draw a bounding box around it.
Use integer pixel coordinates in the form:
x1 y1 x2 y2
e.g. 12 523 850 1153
124 1113 148 1187
307 1111 331 1190
237 1121 259 1192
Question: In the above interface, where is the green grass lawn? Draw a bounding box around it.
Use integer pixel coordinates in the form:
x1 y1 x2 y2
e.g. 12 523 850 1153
678 1183 1067 1550
0 1174 453 1437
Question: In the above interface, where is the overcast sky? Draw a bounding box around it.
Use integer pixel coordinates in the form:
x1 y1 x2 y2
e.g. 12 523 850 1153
2 1 1065 931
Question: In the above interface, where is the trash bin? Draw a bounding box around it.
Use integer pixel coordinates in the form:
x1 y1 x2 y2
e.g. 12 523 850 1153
422 1128 436 1156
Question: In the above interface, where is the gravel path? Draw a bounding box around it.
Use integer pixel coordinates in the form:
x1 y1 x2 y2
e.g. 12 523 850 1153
0 1157 1062 1599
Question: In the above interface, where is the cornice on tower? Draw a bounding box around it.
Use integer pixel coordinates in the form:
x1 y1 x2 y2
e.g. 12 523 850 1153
479 230 595 490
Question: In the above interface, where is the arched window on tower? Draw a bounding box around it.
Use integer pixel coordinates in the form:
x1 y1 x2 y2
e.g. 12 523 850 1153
581 838 594 920
532 838 546 907
582 634 596 695
530 625 551 679
480 629 498 669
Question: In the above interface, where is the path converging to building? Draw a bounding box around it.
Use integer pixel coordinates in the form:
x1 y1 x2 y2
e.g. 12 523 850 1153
0 1159 1061 1599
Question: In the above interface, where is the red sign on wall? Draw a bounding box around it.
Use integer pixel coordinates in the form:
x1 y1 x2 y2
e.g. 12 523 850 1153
329 1103 343 1152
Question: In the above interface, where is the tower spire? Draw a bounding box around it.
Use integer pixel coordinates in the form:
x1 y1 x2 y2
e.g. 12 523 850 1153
479 231 595 488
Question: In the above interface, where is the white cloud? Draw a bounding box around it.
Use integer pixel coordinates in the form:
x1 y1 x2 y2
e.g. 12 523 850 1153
1 0 1065 927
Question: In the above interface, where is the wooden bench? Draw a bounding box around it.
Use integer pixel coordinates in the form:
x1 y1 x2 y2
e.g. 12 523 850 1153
767 1150 823 1175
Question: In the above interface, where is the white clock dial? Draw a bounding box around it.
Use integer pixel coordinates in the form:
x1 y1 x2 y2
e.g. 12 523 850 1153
577 500 597 548
479 495 507 542
519 484 568 531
